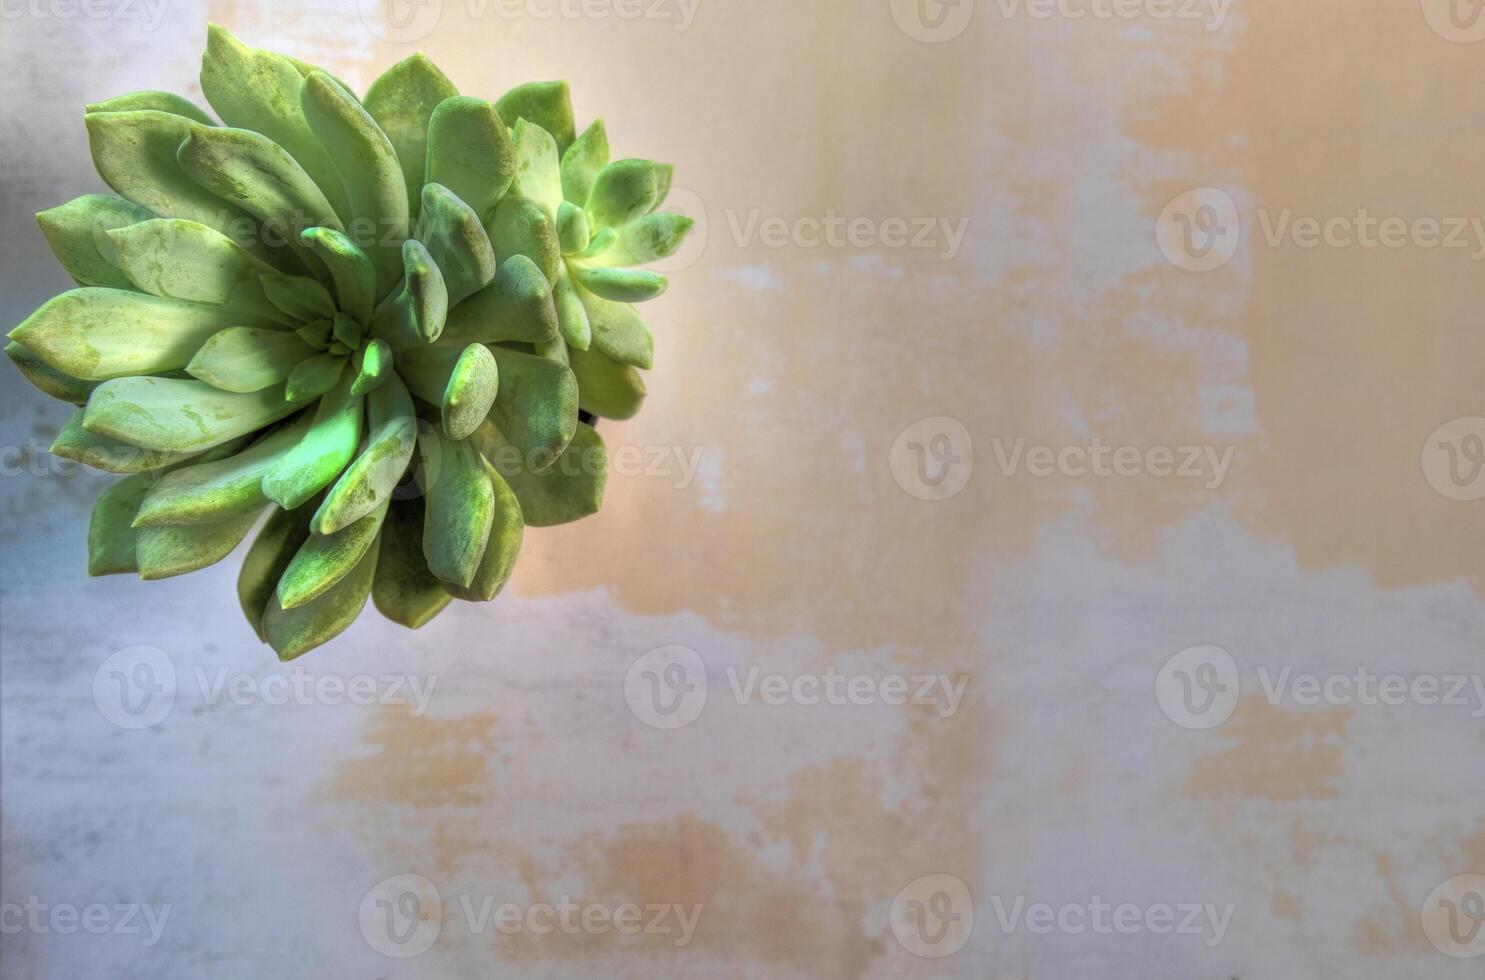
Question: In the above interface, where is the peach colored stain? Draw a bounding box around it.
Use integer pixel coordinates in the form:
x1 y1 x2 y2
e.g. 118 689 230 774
315 709 498 808
1184 695 1351 800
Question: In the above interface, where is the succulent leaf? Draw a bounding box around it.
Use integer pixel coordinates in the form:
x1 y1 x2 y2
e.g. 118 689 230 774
440 254 557 347
584 159 660 232
425 96 515 224
569 263 668 303
262 373 364 508
560 119 610 207
476 420 606 528
6 342 97 404
495 81 576 154
239 503 314 641
487 195 561 283
300 71 410 297
86 90 215 124
313 375 418 535
11 288 268 381
364 53 459 215
578 287 653 369
510 119 565 219
487 346 579 471
443 464 522 602
262 531 379 661
567 343 646 420
421 430 494 588
413 183 497 305
37 195 155 290
277 500 390 610
552 268 593 351
136 504 266 580
108 219 290 320
373 496 452 629
51 410 200 475
84 377 301 453
300 227 377 325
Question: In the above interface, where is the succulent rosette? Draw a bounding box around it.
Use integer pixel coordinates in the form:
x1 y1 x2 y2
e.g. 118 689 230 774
7 26 693 659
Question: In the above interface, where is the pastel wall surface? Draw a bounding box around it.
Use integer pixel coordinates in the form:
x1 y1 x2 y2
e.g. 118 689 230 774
1 0 1483 977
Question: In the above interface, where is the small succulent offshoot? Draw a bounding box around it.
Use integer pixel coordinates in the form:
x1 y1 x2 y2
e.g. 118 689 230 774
7 26 693 659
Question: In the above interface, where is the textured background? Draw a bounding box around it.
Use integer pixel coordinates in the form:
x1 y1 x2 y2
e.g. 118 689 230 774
2 0 1484 977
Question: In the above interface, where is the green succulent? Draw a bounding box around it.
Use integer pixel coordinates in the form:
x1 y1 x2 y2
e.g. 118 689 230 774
7 25 693 660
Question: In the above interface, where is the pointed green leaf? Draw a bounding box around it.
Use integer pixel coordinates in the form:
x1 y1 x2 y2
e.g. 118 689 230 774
560 119 609 209
371 239 449 347
440 254 557 347
176 122 343 273
89 473 153 576
313 376 418 535
11 288 268 381
569 263 668 303
651 164 674 211
351 338 393 396
260 272 337 321
510 118 564 219
487 195 561 283
278 499 389 609
84 377 299 453
296 318 334 350
373 496 452 629
556 201 590 255
578 286 652 368
199 24 352 222
187 327 316 393
608 211 695 266
444 464 522 602
332 313 363 351
301 71 410 297
400 345 498 441
51 410 200 475
476 419 605 527
84 110 263 253
262 374 364 508
6 342 97 405
425 95 514 225
422 429 494 587
133 415 313 527
495 81 575 154
285 353 347 403
585 159 660 232
107 219 289 321
363 53 459 215
414 183 497 305
37 195 154 290
300 227 376 326
488 346 579 470
238 503 314 641
263 529 379 661
87 91 215 125
136 504 266 580
552 267 592 351
568 343 646 420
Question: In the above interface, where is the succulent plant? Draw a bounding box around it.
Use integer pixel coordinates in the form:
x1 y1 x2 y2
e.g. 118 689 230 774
7 25 693 659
